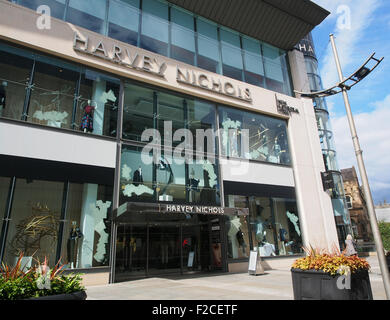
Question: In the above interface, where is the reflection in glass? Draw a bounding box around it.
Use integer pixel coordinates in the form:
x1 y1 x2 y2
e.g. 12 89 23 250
242 36 265 87
28 59 79 129
108 0 140 46
187 99 216 155
220 29 243 81
120 145 155 204
219 106 291 165
123 83 154 141
171 7 195 65
196 18 220 73
157 92 185 148
0 45 32 121
17 0 66 20
67 0 107 34
140 0 169 56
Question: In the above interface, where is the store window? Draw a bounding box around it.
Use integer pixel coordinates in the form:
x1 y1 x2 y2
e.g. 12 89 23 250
219 106 291 165
66 0 107 35
60 183 112 269
77 69 120 136
27 57 79 130
2 179 64 268
123 83 155 141
226 195 250 260
170 7 196 65
108 0 140 46
242 36 265 87
196 18 220 74
186 99 216 156
0 44 33 121
140 0 169 56
120 145 155 204
220 29 243 81
16 0 66 20
227 195 303 258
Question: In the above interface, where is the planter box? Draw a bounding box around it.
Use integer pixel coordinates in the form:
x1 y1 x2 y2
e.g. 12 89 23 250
291 269 373 300
25 291 87 300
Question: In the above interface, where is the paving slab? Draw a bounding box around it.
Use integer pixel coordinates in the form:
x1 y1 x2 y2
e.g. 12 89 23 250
85 256 387 300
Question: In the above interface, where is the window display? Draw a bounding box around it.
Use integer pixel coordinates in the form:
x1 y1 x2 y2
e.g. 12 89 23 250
2 179 63 268
0 42 119 137
219 106 291 165
62 182 113 268
0 174 113 269
226 196 250 259
227 194 303 258
28 59 79 129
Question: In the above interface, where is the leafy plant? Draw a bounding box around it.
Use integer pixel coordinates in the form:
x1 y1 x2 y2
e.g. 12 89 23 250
378 221 390 252
291 245 370 276
0 253 85 300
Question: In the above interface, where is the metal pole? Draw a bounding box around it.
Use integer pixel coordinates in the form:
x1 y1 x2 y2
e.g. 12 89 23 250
330 33 390 299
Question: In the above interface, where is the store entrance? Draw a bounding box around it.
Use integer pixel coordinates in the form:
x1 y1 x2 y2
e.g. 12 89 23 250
114 214 224 282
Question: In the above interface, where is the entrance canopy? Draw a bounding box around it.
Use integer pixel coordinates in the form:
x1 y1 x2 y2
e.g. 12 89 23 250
114 202 249 223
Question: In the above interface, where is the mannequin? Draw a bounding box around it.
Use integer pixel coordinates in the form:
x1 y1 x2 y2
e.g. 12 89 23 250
80 100 96 133
0 81 7 117
133 166 143 186
188 168 200 202
67 222 83 269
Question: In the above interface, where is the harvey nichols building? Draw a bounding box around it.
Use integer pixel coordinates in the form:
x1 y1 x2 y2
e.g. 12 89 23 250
0 0 342 285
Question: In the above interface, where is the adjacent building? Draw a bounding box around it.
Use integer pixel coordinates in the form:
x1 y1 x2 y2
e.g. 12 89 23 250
0 0 339 285
341 167 372 242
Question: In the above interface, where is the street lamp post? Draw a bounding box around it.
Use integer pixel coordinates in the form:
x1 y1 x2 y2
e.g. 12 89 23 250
329 33 390 299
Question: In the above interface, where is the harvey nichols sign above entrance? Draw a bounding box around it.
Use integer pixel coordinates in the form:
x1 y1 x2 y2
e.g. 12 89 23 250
73 32 252 103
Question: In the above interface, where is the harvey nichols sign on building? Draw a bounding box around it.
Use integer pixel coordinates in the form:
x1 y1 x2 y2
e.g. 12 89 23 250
73 32 252 103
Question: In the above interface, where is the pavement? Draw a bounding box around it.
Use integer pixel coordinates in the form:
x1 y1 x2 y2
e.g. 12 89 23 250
85 255 388 300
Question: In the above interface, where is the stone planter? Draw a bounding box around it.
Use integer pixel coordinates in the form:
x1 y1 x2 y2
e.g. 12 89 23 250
291 268 373 300
25 290 87 300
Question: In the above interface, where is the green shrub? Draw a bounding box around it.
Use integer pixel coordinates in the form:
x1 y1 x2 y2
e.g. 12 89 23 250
379 221 390 252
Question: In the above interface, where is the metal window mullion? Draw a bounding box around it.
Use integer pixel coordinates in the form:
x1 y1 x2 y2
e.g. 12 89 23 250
71 71 82 130
167 5 172 58
55 181 69 264
0 177 16 264
137 0 143 48
21 59 36 121
240 36 246 83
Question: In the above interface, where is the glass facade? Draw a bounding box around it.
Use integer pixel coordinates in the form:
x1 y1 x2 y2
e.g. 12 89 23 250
0 42 119 137
226 195 303 258
11 0 293 96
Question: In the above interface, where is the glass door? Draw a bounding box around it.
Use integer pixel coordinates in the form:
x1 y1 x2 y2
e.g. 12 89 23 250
148 224 181 275
115 224 147 282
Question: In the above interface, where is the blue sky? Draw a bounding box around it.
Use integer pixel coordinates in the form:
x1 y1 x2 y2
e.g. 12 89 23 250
311 0 390 205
